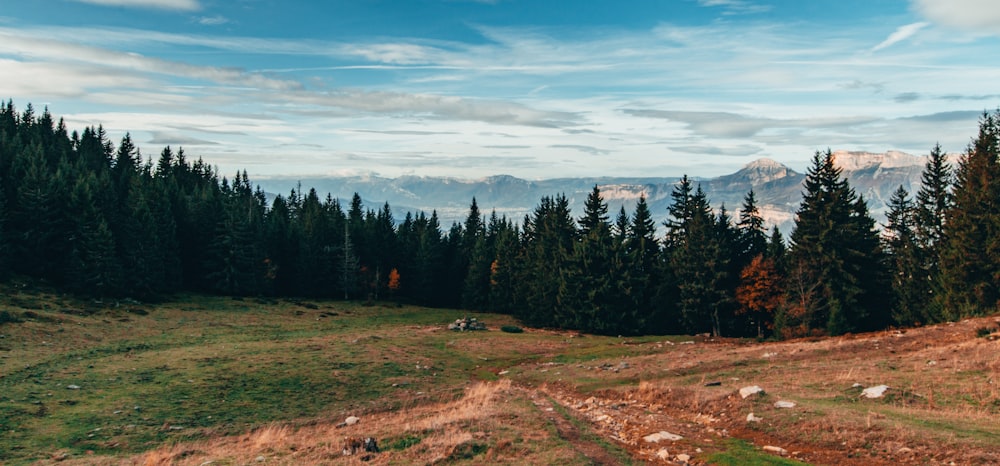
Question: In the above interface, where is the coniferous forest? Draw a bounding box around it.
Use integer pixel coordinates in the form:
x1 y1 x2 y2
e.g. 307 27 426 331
2 100 999 339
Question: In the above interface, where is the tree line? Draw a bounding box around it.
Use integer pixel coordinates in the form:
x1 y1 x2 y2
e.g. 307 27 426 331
1 100 998 338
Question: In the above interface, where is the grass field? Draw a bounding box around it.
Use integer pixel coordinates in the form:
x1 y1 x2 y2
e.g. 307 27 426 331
1 283 999 464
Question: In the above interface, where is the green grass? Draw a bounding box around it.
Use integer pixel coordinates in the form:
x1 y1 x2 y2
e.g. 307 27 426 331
0 291 610 464
707 439 809 465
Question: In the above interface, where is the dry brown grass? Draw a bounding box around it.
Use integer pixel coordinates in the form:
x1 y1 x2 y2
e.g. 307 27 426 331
95 380 523 465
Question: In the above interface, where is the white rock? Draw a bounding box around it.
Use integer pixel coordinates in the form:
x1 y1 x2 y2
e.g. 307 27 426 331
762 352 778 358
739 385 763 399
345 415 360 426
852 383 863 388
66 385 81 390
643 431 683 443
746 413 762 422
774 400 796 409
255 455 266 462
656 448 670 460
676 453 691 462
763 445 788 455
861 385 889 399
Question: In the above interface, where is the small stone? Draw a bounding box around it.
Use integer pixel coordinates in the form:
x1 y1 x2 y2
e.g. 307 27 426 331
66 385 80 390
676 453 691 462
739 385 763 399
643 431 683 443
774 400 796 409
861 385 889 399
852 383 863 388
763 445 788 455
746 413 762 422
345 415 360 426
255 455 266 462
656 448 670 460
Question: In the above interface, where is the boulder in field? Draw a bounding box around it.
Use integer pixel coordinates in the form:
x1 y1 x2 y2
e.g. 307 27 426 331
739 385 763 399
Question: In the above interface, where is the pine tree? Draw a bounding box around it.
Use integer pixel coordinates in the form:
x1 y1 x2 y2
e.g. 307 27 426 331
939 111 1000 317
517 194 575 327
559 186 632 334
883 186 926 325
737 189 768 263
625 195 659 333
913 143 952 321
488 217 520 314
786 150 891 336
66 172 121 296
665 183 721 335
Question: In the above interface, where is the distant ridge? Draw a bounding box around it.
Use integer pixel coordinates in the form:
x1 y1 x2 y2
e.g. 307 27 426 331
255 151 946 234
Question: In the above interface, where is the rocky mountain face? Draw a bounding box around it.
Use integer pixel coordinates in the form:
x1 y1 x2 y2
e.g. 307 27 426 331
256 151 944 235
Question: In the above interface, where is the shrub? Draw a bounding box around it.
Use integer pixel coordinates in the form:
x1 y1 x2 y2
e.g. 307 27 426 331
501 325 523 333
0 310 22 325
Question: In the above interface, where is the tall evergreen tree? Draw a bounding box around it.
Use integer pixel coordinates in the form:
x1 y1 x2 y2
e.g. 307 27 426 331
625 195 659 333
939 111 1000 317
737 189 768 263
665 183 722 335
913 143 952 321
517 194 575 327
786 150 891 336
66 172 120 296
559 186 631 334
883 186 926 325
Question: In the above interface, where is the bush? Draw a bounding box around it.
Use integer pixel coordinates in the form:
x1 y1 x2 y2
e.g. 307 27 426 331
501 325 523 333
0 310 23 325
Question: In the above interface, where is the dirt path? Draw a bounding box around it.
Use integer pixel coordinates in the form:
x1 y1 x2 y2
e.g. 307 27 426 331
530 392 629 465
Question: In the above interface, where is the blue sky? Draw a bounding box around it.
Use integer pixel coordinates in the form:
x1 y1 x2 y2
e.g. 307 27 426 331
2 0 999 179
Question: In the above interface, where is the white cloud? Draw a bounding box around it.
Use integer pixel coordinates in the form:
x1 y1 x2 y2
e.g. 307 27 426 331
697 0 771 15
912 0 1000 35
197 15 230 26
872 22 929 51
0 30 301 92
68 0 201 11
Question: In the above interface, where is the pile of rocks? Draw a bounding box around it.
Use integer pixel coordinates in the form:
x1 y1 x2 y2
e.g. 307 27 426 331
448 317 487 331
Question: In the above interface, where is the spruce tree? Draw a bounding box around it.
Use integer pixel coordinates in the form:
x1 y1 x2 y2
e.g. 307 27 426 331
786 150 891 336
518 195 575 327
737 189 768 263
939 111 1000 317
883 186 926 325
913 143 952 321
626 195 659 333
559 186 631 334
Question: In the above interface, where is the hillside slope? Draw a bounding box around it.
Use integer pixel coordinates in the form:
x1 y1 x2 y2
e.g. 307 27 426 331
3 286 995 465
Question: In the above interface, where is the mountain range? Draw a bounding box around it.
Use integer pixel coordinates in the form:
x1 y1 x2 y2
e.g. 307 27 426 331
254 150 949 234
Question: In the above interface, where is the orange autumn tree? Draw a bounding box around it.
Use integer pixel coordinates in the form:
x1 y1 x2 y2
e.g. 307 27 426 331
735 254 783 338
387 268 401 296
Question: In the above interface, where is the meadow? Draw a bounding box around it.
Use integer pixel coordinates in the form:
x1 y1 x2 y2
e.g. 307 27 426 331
1 283 999 465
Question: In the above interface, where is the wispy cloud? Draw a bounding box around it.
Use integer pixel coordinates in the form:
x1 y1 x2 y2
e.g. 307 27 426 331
197 15 230 26
696 0 771 15
872 22 929 51
0 30 301 91
68 0 201 11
